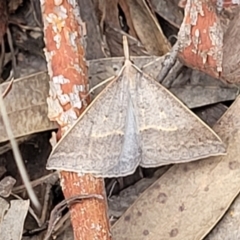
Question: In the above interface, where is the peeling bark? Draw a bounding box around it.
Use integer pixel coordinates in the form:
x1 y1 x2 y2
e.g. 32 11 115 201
178 0 223 78
178 0 240 84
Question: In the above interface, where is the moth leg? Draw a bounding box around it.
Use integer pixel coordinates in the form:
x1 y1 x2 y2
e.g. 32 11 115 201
157 41 179 85
161 60 184 89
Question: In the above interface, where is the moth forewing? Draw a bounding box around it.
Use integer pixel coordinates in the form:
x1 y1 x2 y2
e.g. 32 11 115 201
47 62 142 177
131 64 226 167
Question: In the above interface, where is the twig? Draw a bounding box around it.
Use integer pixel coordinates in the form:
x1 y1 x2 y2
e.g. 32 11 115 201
40 183 52 224
13 172 58 193
6 28 17 78
40 0 111 239
11 192 42 227
0 87 41 210
51 211 71 238
2 76 14 99
157 41 179 83
30 0 42 28
44 194 104 240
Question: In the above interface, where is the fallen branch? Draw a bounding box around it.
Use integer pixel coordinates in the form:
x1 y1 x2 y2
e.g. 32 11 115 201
40 0 111 239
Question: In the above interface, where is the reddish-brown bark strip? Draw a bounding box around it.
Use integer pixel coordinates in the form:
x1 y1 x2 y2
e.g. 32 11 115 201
178 0 223 79
178 0 240 83
40 0 111 239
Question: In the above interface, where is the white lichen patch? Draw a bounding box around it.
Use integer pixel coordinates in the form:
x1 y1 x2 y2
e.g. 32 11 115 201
46 13 65 33
178 0 204 50
72 6 85 34
59 108 78 126
53 75 70 84
72 6 87 49
208 22 223 72
178 24 192 50
54 0 63 6
192 29 201 54
68 31 78 51
47 97 64 120
44 49 54 78
188 0 204 25
209 22 223 47
91 223 102 231
49 131 58 147
53 33 61 49
200 51 208 65
69 92 82 109
39 0 45 7
73 64 83 73
49 81 63 98
232 0 240 4
54 5 68 20
58 93 71 105
67 0 77 8
73 84 85 93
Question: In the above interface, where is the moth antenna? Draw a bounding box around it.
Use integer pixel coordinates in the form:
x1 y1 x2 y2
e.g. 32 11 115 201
122 36 130 61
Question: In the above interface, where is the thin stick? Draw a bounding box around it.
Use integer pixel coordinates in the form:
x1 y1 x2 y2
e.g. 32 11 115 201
2 77 14 99
0 87 41 210
157 41 179 83
7 28 17 78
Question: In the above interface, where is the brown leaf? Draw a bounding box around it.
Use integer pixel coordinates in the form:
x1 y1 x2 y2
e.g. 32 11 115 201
0 199 29 240
79 0 105 59
126 0 171 55
118 0 138 38
205 191 240 239
0 72 57 143
0 200 30 240
151 0 184 28
104 25 149 56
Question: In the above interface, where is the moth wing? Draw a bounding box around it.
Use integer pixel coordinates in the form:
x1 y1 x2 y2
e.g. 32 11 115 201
47 69 141 177
134 68 226 167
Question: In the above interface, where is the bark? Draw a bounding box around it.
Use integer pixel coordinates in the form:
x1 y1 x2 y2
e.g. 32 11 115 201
40 0 111 239
178 0 240 84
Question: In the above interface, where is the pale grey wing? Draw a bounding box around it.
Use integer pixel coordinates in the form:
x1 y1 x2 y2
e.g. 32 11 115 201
100 72 142 178
47 71 141 178
134 69 226 168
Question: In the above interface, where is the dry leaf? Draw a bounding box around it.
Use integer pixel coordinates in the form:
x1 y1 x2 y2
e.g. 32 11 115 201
205 192 240 239
0 197 9 224
0 176 16 198
126 0 170 55
151 0 184 28
0 72 57 143
0 199 29 240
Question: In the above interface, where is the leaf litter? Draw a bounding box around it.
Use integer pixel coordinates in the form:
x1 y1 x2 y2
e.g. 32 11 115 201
0 0 240 239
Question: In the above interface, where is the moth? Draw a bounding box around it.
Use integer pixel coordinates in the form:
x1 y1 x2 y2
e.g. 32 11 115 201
47 37 226 178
